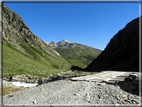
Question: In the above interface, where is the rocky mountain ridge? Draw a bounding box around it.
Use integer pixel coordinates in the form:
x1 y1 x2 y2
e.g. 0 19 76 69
48 40 102 52
58 40 72 45
48 40 73 48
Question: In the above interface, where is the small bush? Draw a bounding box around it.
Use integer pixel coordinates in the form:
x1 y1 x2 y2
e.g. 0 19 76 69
8 95 14 97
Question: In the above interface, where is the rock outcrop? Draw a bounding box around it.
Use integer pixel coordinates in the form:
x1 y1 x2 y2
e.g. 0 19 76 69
85 16 140 72
3 75 39 83
48 40 73 48
117 73 140 95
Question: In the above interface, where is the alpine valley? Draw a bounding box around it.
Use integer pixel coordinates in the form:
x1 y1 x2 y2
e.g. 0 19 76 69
2 4 71 78
47 40 101 68
2 3 139 81
2 4 101 78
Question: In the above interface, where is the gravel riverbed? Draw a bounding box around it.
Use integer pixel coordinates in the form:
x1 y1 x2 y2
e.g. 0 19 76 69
2 79 141 106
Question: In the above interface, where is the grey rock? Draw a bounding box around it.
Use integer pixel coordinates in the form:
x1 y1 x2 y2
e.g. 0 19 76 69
9 75 39 83
116 96 121 100
3 77 9 81
3 79 15 87
127 94 134 100
38 78 51 85
122 95 127 99
33 100 38 104
2 80 140 105
97 82 106 86
130 73 139 79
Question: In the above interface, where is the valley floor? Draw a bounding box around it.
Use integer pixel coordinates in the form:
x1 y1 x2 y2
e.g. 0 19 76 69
1 79 141 106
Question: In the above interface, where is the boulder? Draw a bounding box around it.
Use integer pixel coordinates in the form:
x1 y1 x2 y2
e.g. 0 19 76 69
130 73 139 80
3 80 11 86
38 78 51 85
8 75 39 83
117 73 140 95
3 77 9 81
50 75 61 80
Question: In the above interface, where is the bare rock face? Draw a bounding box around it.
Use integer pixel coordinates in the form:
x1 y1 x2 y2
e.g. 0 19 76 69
85 16 140 72
48 40 73 48
57 40 73 46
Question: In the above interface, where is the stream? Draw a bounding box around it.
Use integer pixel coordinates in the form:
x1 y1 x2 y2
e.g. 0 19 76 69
8 81 38 88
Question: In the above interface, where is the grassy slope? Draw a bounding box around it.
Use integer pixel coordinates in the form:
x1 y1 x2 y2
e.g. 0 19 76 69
2 5 72 78
55 47 99 68
3 44 71 78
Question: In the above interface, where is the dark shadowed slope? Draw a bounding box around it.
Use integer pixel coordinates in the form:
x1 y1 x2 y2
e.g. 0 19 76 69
85 16 140 72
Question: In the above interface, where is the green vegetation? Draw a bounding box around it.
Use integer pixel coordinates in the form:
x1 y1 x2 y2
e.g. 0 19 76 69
55 47 100 68
62 70 99 76
20 43 40 60
3 44 71 78
8 95 14 97
2 4 72 79
2 4 99 80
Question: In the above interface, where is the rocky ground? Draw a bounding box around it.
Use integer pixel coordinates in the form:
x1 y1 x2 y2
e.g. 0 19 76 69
2 78 141 106
1 72 141 106
2 71 87 83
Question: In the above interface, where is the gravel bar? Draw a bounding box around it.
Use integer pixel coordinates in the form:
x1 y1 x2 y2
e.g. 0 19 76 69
2 79 141 106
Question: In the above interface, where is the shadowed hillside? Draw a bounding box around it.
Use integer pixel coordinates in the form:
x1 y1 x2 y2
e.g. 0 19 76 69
85 16 140 72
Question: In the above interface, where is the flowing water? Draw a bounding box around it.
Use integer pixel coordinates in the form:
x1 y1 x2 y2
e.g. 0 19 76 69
9 81 38 87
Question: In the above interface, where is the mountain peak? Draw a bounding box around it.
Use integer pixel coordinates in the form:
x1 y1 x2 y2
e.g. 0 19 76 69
58 40 72 45
62 40 72 43
44 42 49 45
48 40 72 48
49 41 57 47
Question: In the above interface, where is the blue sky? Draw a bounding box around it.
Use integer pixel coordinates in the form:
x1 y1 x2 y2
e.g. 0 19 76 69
3 2 139 50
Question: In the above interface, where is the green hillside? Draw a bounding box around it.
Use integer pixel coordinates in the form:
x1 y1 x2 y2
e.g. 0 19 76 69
3 43 71 78
2 4 71 78
55 44 100 68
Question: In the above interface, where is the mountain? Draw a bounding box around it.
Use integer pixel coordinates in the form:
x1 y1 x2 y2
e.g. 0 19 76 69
48 41 58 48
58 40 72 46
48 40 101 68
48 40 72 48
44 42 49 45
2 4 71 78
85 16 139 72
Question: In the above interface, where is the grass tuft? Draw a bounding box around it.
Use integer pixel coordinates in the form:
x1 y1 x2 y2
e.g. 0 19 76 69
1 86 23 95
